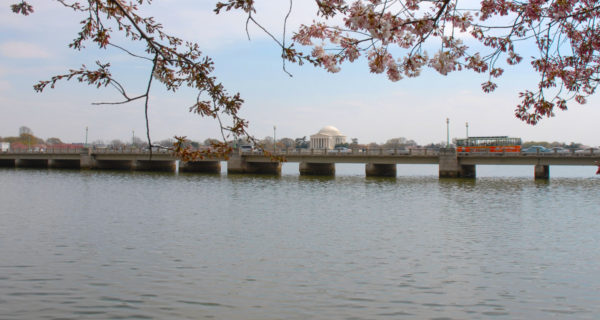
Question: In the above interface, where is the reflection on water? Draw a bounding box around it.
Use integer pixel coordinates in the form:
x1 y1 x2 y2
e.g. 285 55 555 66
0 167 599 319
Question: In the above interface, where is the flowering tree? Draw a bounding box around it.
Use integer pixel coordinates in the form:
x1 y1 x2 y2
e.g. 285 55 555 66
11 0 250 160
216 0 600 124
10 0 600 156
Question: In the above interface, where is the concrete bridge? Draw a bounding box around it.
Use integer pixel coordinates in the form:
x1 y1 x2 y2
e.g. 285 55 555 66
0 148 222 173
1 148 599 179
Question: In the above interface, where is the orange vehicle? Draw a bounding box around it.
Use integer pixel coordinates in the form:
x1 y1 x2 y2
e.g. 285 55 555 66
455 136 522 153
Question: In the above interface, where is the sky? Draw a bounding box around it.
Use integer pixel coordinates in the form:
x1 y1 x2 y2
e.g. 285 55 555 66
1 1 599 147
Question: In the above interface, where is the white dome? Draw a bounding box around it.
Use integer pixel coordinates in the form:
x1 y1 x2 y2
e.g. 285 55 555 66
317 125 342 136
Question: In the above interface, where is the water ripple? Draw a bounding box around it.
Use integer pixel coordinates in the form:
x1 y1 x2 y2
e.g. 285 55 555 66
1 169 599 319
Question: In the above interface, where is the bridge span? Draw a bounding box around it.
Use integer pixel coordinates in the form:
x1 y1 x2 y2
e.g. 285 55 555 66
0 148 598 179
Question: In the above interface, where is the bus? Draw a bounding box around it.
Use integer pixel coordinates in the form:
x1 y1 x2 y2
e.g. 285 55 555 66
455 136 522 153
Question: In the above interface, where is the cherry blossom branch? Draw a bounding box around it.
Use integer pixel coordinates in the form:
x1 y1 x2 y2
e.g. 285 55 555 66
282 0 293 76
144 54 158 158
108 43 153 61
16 0 254 160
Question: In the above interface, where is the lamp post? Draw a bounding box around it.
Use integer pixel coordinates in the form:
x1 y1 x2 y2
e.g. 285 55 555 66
446 118 450 147
273 125 277 152
85 126 88 147
132 130 135 148
465 122 469 138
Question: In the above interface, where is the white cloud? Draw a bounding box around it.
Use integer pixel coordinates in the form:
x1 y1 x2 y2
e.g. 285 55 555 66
0 80 11 92
0 41 52 59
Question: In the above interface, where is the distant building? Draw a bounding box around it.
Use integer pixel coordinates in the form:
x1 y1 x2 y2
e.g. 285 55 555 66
310 126 346 150
8 142 27 150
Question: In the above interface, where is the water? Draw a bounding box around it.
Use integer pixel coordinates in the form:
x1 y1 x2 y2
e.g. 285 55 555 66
1 165 599 319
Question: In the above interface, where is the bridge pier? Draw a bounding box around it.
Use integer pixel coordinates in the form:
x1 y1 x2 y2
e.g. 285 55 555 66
228 155 281 174
180 161 221 173
534 165 549 180
299 162 335 176
80 154 94 169
365 163 396 177
134 160 176 172
439 148 476 178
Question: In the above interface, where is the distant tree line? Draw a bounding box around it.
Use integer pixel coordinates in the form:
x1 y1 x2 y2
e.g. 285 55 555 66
0 126 591 151
0 126 47 147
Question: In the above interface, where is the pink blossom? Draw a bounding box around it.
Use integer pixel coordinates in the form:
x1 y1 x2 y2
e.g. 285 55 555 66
275 0 600 123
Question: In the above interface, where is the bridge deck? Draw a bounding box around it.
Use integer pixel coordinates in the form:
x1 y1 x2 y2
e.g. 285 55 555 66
1 149 599 166
457 152 600 166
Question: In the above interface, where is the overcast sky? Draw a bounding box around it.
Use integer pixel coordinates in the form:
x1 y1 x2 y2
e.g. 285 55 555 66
1 1 599 146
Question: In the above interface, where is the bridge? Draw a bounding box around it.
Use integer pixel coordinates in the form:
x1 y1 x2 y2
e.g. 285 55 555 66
1 148 599 179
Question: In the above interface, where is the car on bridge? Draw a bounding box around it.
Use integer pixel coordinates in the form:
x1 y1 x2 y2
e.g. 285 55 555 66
521 146 552 154
575 148 599 155
550 147 571 154
240 145 255 153
387 148 410 155
328 147 352 153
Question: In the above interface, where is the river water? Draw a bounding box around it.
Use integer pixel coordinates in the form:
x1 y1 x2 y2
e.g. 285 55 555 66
1 164 599 319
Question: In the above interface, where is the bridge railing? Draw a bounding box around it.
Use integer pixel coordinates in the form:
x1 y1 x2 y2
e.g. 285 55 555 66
458 149 596 157
5 148 84 153
90 147 172 154
2 147 176 154
240 148 439 156
5 146 595 158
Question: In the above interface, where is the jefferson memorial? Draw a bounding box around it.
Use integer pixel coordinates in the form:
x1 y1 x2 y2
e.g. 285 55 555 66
310 126 347 150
